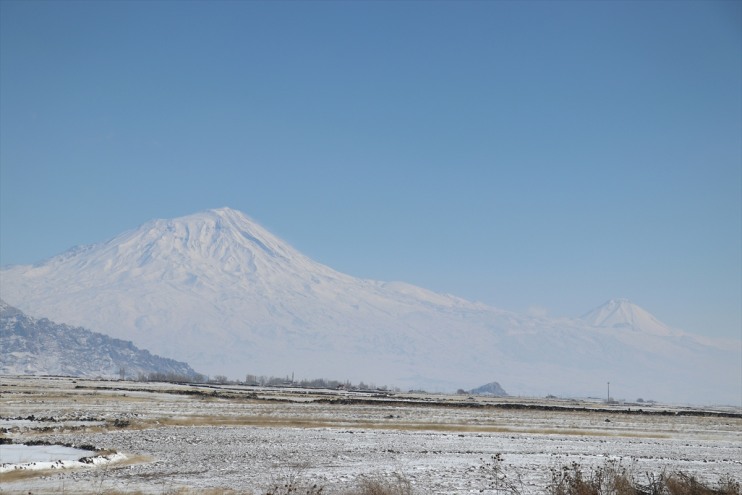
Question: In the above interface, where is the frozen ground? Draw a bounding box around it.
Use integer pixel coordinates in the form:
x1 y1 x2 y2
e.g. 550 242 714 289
1 376 740 494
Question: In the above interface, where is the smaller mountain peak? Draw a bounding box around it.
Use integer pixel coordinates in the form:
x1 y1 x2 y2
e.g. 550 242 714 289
469 381 508 397
582 299 677 336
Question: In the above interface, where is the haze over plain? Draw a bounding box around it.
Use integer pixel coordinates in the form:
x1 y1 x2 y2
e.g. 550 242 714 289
1 1 740 344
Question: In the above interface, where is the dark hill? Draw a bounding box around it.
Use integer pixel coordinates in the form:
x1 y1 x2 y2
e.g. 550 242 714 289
0 299 198 379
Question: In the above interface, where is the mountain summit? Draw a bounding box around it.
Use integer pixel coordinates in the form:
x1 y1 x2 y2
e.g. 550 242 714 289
1 208 739 404
50 207 318 283
581 299 680 337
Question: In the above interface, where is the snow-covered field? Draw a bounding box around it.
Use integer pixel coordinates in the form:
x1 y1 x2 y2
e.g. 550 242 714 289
1 376 740 494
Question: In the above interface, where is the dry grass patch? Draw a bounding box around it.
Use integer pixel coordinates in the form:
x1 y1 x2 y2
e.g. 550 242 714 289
663 472 741 495
112 453 153 467
547 460 741 495
0 467 61 482
141 415 671 438
151 414 340 429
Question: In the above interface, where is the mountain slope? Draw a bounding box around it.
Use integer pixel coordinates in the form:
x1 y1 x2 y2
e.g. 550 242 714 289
0 300 198 379
1 208 739 404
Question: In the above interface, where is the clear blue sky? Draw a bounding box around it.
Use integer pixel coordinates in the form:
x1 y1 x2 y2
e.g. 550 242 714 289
1 0 740 340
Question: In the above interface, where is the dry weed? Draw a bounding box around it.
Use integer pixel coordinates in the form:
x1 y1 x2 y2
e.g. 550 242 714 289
350 473 414 495
546 459 741 495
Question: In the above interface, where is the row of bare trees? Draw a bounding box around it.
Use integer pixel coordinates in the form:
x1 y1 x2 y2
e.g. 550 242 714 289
133 370 398 392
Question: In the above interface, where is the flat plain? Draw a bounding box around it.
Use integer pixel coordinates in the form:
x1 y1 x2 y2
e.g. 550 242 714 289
1 376 740 494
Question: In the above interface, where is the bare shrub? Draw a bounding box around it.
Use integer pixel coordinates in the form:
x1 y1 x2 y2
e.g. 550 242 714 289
263 462 324 495
263 481 324 495
350 472 414 495
662 471 742 495
548 460 651 495
549 461 601 495
479 453 525 494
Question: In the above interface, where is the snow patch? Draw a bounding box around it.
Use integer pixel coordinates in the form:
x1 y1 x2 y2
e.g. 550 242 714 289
0 444 125 473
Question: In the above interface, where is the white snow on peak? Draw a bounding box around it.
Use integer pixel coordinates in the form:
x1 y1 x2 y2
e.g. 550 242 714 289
581 299 679 337
120 207 304 264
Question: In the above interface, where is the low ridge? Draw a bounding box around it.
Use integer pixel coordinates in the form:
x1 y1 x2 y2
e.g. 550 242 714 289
0 300 199 379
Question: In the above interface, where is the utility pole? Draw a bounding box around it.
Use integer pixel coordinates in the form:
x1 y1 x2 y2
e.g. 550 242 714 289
607 381 610 404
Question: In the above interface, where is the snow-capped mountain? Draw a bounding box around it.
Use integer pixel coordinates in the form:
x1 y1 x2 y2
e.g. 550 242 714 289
0 299 198 378
581 299 680 337
0 208 739 405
